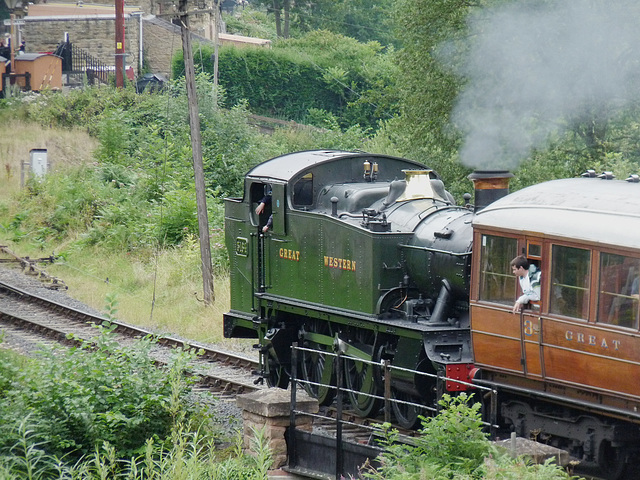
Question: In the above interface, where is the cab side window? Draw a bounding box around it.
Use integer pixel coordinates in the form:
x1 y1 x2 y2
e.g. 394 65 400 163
479 234 517 305
549 245 590 319
292 173 313 209
598 253 640 329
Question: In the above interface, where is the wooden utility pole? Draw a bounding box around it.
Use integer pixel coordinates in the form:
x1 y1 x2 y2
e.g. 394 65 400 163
179 0 215 304
213 0 219 92
115 0 125 88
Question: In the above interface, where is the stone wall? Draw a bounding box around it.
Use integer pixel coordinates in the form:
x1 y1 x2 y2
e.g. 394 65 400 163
21 14 213 79
23 16 141 74
19 6 266 81
142 15 211 78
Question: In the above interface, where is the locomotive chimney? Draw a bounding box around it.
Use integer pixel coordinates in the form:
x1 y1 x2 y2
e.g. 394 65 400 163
467 170 513 212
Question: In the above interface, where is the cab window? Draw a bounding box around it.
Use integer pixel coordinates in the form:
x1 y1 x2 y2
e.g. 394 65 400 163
479 234 517 305
598 253 640 329
293 173 313 208
549 245 590 319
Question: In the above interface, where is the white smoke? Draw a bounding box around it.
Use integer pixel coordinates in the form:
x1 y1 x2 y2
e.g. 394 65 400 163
451 0 640 169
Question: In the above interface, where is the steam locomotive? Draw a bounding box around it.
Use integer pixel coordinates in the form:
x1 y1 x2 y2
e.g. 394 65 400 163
223 151 640 479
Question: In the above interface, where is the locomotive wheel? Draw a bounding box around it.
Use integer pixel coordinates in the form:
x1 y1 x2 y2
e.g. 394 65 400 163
300 319 336 406
266 355 290 389
598 440 628 480
391 389 423 430
344 331 383 417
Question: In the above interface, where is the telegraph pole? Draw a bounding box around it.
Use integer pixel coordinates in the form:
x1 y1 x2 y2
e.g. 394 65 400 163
213 0 219 92
115 0 125 88
179 0 215 304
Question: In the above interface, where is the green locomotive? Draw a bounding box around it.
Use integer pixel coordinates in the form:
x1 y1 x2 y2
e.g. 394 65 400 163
223 150 477 427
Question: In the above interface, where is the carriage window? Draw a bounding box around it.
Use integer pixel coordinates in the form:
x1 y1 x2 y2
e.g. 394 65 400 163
479 235 517 305
550 245 590 319
598 253 640 329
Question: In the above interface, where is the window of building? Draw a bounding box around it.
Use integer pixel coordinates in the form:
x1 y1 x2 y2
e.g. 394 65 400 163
598 253 640 329
549 245 590 319
479 235 517 305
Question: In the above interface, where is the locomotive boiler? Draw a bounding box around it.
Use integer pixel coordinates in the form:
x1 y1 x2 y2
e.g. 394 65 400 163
223 150 481 427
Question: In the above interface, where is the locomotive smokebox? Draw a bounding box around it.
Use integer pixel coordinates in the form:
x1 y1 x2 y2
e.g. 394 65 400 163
467 170 514 212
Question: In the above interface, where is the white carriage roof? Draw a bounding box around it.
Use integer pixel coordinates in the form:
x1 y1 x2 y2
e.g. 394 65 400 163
473 177 640 250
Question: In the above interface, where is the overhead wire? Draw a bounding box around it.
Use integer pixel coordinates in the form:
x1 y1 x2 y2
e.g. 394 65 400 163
149 19 177 323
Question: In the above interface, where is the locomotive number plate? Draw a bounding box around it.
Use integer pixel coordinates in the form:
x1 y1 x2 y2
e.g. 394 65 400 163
235 237 248 257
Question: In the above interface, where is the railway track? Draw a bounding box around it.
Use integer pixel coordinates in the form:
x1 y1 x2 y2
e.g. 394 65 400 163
0 279 262 396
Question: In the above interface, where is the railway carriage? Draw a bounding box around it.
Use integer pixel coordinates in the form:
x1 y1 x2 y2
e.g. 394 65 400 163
470 174 640 477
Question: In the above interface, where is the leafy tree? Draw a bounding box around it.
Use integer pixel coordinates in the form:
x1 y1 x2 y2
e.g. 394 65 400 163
249 0 291 38
391 0 640 195
294 0 397 46
248 0 396 45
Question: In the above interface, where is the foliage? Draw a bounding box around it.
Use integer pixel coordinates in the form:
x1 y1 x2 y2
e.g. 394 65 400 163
5 80 255 254
224 6 279 41
247 0 397 45
388 0 640 198
298 0 398 46
172 31 397 131
364 393 574 480
0 324 202 462
0 342 271 479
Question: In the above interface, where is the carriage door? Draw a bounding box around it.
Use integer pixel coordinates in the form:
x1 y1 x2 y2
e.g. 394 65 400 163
520 240 543 378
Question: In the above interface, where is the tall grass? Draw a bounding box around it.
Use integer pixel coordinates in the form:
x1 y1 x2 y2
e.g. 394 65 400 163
45 242 244 349
0 116 98 200
0 110 248 352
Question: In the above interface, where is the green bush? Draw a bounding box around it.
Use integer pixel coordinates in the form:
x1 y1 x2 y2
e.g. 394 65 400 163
0 324 199 462
172 31 398 131
364 393 573 480
0 337 272 479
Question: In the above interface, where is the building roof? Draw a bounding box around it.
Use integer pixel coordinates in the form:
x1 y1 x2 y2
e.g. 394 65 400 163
14 53 60 61
219 32 271 47
27 2 142 17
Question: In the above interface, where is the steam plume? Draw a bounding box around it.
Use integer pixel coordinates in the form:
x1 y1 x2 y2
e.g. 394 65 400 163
451 0 640 169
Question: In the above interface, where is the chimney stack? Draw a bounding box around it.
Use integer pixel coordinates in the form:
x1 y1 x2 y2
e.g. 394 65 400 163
467 170 514 212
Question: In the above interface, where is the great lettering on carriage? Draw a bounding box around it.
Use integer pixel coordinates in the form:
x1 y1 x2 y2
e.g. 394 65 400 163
565 330 621 351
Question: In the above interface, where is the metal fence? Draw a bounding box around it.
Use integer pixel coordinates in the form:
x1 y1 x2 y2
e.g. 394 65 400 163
53 42 111 85
287 342 498 479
